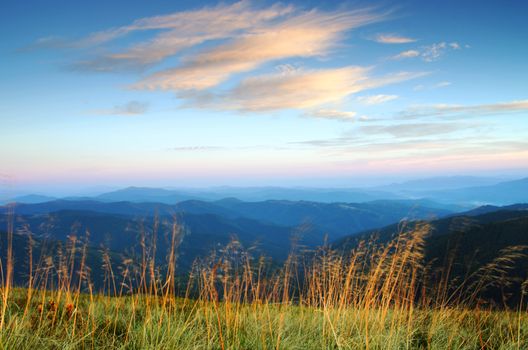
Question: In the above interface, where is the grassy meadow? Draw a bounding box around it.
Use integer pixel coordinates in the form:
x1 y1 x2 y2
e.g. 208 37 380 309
0 221 527 349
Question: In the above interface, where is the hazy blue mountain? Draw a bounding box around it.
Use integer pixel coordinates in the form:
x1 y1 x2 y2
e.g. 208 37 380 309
374 176 504 193
334 204 528 249
454 203 528 217
2 198 452 241
9 175 527 207
94 186 402 204
209 199 452 239
423 177 528 205
95 187 207 203
198 186 402 203
333 205 528 305
4 200 178 217
0 229 117 289
0 210 313 272
368 176 527 206
1 194 56 205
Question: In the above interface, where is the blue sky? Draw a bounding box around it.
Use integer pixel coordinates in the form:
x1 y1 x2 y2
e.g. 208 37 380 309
1 0 527 194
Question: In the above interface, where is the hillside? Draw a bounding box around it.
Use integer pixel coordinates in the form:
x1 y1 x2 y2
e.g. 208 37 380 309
0 210 312 273
420 178 528 206
334 205 528 303
3 198 451 241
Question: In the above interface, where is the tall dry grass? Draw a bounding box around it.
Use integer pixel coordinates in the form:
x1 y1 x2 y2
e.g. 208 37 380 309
0 214 527 349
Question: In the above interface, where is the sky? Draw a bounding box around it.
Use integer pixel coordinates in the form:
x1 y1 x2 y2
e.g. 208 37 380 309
1 0 528 194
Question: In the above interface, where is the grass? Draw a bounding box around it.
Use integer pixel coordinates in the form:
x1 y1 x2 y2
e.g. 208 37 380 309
0 289 526 349
0 217 527 349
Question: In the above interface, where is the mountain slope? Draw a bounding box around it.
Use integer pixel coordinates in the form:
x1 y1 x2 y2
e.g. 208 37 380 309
423 178 528 205
3 198 452 241
333 205 528 304
0 210 314 272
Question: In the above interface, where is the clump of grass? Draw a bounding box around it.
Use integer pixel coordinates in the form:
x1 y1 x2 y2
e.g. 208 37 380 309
0 216 527 349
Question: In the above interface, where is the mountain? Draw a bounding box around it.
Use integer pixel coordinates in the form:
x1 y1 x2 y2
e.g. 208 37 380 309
95 187 206 203
454 203 528 217
374 176 505 193
208 198 452 239
335 204 528 249
424 177 528 206
4 200 177 216
3 198 452 241
0 209 316 272
94 186 403 204
199 187 402 203
333 205 528 305
1 194 56 205
0 225 120 289
370 176 527 206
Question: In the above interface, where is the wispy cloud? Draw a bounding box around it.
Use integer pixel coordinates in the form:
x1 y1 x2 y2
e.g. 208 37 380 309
305 109 357 121
392 42 464 61
392 50 420 59
28 2 428 117
182 68 424 113
357 94 398 105
401 99 528 119
374 33 416 44
131 7 385 91
71 1 296 71
421 42 461 62
360 122 466 137
433 81 452 88
170 146 224 152
414 81 451 91
90 101 149 115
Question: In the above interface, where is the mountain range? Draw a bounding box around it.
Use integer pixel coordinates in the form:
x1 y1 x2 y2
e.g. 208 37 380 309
4 176 526 207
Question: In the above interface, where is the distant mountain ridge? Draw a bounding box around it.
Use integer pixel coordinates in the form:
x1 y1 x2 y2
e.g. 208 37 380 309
334 203 528 249
4 176 526 207
94 186 402 204
2 198 452 240
424 177 528 205
333 205 528 305
374 175 505 192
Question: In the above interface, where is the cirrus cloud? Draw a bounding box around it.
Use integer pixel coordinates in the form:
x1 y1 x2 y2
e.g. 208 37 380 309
392 42 465 61
131 7 386 91
180 67 425 113
30 1 429 118
89 101 149 116
401 99 528 119
374 33 416 44
357 94 398 105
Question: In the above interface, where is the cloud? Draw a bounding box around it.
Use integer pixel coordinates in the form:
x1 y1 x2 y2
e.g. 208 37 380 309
357 94 398 105
29 2 427 117
433 81 451 88
360 122 465 138
184 67 425 112
63 2 385 74
374 33 416 44
132 7 385 90
90 101 149 115
170 146 224 151
392 50 420 59
401 99 528 119
392 42 464 61
414 81 451 91
71 1 296 71
305 109 357 121
421 42 456 62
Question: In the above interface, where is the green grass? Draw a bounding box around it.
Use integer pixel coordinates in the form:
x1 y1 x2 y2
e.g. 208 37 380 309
1 223 527 349
0 288 527 349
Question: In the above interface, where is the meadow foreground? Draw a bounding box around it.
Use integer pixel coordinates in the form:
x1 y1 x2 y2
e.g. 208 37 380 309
0 223 527 349
1 289 526 349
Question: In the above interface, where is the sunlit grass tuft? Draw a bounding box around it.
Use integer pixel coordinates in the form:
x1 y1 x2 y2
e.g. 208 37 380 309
0 215 527 349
